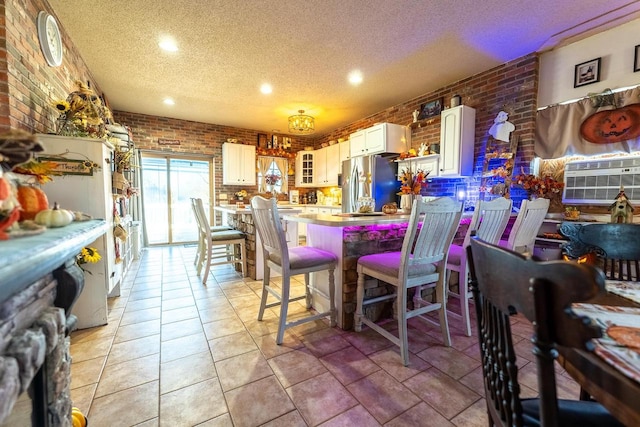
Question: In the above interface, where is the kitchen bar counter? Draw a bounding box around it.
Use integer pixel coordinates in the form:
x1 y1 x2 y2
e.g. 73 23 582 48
283 213 414 329
281 212 411 227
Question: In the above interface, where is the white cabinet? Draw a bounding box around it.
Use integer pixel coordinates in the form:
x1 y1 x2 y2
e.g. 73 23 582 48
295 150 315 187
339 140 350 163
37 134 118 328
439 105 475 176
396 154 440 178
222 143 256 185
314 144 340 186
349 123 410 157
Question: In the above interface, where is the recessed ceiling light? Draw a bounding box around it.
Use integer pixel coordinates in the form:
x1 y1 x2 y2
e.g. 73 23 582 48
159 38 178 52
260 83 273 94
163 98 175 105
348 70 363 85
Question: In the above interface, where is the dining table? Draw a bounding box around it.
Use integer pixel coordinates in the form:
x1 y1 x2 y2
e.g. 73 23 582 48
560 281 640 427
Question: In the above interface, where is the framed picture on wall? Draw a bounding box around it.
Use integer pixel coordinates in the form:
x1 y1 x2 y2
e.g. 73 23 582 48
634 44 640 73
257 133 267 148
574 57 601 87
417 98 443 120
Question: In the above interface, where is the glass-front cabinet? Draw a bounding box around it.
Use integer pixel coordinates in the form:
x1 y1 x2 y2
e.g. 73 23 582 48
295 150 314 187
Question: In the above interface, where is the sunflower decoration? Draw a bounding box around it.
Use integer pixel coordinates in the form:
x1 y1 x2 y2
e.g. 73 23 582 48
53 80 112 138
76 247 102 274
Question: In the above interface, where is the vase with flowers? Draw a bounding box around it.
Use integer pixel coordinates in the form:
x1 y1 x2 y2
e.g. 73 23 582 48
397 168 428 212
235 189 248 201
513 171 565 212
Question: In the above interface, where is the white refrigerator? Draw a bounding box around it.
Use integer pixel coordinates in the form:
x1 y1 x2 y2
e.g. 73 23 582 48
37 134 120 328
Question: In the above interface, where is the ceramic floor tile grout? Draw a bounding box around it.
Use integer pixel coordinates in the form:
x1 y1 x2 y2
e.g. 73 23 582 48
70 245 579 427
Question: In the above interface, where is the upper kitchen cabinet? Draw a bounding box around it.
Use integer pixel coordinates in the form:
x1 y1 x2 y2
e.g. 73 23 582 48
315 144 340 186
396 154 440 178
222 143 256 185
349 123 410 157
339 140 350 163
295 150 315 187
439 105 475 176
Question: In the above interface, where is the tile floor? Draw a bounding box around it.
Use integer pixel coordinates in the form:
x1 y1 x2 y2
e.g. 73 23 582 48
69 245 582 427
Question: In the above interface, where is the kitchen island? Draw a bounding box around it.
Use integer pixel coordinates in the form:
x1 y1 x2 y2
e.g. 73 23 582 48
214 205 302 280
281 212 412 329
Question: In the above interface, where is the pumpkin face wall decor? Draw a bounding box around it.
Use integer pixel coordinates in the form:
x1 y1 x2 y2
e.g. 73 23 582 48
580 103 640 144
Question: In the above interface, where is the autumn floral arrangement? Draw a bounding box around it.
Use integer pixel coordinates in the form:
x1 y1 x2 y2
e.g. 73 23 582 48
235 190 248 199
264 173 281 185
513 171 564 200
53 80 113 138
397 168 428 195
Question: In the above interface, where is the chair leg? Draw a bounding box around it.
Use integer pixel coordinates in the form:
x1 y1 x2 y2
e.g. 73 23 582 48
436 275 451 346
239 241 247 277
328 265 337 327
257 265 270 321
304 272 312 309
354 269 365 332
398 286 409 367
202 243 212 285
276 273 291 345
460 268 472 337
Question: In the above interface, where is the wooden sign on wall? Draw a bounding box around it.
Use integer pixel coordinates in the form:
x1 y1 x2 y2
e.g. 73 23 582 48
158 138 181 145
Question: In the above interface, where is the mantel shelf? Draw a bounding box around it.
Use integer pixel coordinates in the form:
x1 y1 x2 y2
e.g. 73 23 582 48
409 117 440 129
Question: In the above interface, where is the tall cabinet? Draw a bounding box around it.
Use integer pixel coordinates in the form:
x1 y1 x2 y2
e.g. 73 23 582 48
37 134 121 328
439 105 476 176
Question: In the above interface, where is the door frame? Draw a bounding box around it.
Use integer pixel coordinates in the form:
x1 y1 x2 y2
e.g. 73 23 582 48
140 151 216 245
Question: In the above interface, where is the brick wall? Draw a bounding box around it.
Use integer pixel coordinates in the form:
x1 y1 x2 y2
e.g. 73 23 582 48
1 0 102 134
315 53 539 208
113 110 313 205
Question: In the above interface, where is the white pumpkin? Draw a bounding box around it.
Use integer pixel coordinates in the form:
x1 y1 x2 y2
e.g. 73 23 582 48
35 202 74 227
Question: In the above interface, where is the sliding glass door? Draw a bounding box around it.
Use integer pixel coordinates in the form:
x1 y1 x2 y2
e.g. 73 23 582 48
141 154 213 245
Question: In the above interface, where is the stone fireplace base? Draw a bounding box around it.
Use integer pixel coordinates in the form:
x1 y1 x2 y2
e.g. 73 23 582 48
0 274 72 426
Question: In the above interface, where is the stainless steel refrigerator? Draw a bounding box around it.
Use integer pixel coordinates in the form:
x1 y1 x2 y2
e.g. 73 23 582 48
341 155 399 213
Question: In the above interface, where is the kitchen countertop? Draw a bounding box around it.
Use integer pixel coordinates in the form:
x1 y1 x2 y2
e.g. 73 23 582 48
215 205 303 215
0 219 108 301
281 212 412 227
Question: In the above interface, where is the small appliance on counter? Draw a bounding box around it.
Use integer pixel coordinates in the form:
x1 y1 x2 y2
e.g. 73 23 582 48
307 190 317 204
289 190 299 204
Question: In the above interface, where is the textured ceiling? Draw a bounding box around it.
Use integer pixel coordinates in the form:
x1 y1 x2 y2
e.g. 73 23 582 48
47 0 640 136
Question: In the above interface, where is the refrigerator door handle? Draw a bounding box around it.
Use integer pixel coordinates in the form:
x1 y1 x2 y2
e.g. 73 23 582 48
350 163 359 212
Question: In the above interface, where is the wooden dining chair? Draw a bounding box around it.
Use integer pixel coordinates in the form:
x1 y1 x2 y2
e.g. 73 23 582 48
503 197 550 254
193 198 246 284
190 198 232 267
355 197 463 366
446 196 512 336
250 196 337 345
560 223 640 281
467 237 624 427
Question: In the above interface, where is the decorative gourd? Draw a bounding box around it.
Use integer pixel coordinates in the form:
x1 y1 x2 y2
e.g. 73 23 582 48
0 176 11 201
16 185 49 220
35 202 74 227
580 104 640 144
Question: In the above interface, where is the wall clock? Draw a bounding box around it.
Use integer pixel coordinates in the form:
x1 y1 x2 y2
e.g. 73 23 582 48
37 11 63 67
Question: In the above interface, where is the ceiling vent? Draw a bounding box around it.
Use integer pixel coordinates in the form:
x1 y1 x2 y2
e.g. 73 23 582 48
563 156 640 205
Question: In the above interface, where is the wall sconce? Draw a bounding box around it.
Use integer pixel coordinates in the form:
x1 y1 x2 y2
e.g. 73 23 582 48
455 183 467 202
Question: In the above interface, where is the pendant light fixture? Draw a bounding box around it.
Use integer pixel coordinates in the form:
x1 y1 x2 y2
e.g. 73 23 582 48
288 110 315 135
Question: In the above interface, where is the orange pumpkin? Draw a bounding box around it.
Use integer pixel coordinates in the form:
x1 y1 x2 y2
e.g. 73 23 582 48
16 185 49 220
580 104 640 144
0 177 10 201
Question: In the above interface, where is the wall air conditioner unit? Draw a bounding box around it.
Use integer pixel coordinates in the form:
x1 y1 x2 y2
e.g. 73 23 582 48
563 156 640 205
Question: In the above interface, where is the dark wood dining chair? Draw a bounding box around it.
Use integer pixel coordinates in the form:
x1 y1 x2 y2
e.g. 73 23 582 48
467 237 624 427
560 222 640 281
